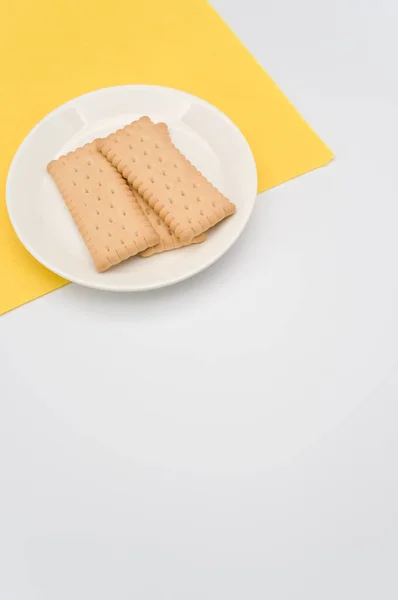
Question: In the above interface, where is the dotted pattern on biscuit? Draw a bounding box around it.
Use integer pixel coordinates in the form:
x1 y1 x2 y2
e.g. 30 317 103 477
47 141 159 272
131 189 206 257
99 117 236 244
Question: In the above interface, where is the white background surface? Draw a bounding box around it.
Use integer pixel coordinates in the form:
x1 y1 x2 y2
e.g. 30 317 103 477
1 0 398 598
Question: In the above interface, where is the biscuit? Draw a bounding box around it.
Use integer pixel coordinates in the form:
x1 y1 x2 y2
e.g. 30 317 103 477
47 142 159 272
132 189 206 257
99 117 236 244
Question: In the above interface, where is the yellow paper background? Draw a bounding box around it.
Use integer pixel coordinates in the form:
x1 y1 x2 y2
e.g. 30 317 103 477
0 0 333 315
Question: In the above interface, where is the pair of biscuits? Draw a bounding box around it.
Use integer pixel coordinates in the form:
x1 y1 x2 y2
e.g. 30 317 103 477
48 118 236 272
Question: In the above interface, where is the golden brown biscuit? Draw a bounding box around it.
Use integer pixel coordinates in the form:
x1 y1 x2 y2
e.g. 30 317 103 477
47 142 159 272
99 117 236 244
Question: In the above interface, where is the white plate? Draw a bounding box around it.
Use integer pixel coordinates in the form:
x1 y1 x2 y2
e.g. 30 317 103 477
6 86 257 291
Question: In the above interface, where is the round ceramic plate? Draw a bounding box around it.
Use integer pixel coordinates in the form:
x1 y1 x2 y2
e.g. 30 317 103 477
6 86 257 291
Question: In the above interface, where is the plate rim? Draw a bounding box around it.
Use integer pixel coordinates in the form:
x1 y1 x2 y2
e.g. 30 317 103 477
6 84 258 292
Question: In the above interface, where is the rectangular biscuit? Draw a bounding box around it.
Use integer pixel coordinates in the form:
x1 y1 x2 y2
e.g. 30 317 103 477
47 142 159 272
99 117 236 244
132 189 206 257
